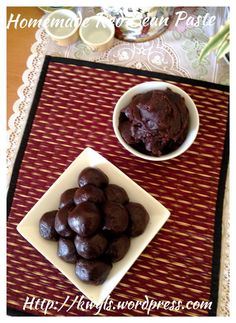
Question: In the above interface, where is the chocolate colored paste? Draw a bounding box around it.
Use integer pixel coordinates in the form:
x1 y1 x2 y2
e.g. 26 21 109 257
39 167 150 285
119 88 189 156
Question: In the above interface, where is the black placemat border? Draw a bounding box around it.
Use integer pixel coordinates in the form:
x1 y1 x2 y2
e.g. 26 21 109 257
7 307 35 317
208 119 229 316
7 55 229 316
7 55 51 215
50 56 229 92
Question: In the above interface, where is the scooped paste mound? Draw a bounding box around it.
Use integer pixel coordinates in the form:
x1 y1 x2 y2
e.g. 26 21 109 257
119 88 189 157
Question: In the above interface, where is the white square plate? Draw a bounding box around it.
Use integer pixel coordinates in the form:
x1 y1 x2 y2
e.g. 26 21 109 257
17 147 170 305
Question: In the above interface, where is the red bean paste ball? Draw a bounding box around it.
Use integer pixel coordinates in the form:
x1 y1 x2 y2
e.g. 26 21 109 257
103 201 129 235
75 258 112 285
39 210 59 240
104 184 129 205
119 88 189 157
54 205 74 238
68 202 100 237
57 238 77 263
59 187 77 209
106 235 130 262
126 202 150 237
74 233 108 259
39 166 151 286
78 167 109 188
74 184 105 206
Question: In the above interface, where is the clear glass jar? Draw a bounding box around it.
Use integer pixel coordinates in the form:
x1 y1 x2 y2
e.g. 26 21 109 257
100 7 175 42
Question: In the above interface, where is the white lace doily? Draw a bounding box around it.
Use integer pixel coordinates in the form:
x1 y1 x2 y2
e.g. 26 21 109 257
7 7 229 316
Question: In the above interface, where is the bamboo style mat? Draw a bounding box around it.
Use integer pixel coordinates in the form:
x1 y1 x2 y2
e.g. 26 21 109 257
7 56 229 316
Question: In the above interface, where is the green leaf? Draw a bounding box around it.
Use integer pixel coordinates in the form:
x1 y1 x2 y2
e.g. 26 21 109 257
216 40 230 60
216 31 229 51
199 20 229 61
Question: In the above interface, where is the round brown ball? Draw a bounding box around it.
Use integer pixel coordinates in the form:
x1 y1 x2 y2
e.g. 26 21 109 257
57 238 77 263
54 205 74 238
59 187 77 209
103 201 129 235
78 167 109 188
126 202 150 237
75 258 112 285
68 202 100 237
104 184 129 204
39 210 59 240
74 232 108 259
106 235 130 262
74 184 105 205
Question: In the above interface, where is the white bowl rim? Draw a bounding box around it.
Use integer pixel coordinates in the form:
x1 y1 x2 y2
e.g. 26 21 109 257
80 16 115 46
45 9 79 39
113 81 199 161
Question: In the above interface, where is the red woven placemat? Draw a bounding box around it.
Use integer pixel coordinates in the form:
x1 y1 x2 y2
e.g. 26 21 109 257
7 56 229 316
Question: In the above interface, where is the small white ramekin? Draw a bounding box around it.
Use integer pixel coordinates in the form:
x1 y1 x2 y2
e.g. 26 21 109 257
113 81 199 161
44 9 79 46
79 16 115 52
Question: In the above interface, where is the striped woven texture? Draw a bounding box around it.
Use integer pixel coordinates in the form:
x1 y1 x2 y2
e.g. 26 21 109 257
7 57 229 316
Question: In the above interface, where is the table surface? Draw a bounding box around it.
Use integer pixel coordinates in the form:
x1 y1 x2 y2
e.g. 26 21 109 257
7 7 43 126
